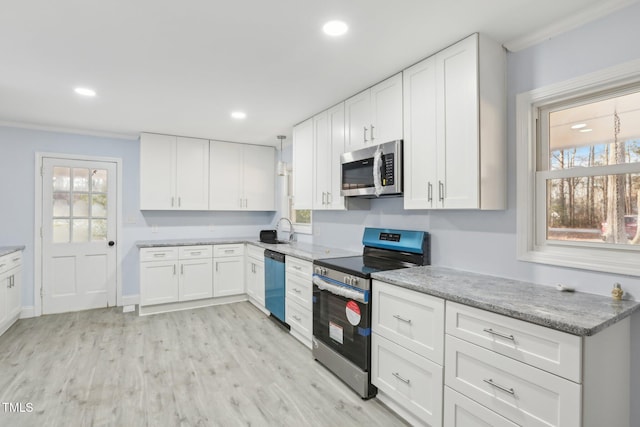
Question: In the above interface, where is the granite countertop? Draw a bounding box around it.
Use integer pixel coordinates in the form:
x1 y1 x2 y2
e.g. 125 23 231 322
0 246 26 257
136 239 358 262
372 266 640 336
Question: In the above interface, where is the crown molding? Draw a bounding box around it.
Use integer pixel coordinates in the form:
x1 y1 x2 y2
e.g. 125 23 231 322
0 120 138 140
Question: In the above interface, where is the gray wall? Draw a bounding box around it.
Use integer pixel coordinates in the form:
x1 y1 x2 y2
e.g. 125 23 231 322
308 3 640 420
0 126 277 307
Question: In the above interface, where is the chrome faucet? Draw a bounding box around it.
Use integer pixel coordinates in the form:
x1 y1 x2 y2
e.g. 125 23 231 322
276 217 295 242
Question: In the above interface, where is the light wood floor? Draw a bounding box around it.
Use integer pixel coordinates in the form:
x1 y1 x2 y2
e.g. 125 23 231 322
0 302 407 426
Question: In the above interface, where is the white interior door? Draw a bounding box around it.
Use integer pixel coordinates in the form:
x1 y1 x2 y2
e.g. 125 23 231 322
41 157 117 314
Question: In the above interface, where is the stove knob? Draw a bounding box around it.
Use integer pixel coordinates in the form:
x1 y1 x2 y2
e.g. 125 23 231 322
322 268 327 275
352 277 359 287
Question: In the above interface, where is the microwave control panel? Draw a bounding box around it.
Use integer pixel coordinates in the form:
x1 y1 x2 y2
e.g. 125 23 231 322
382 154 394 186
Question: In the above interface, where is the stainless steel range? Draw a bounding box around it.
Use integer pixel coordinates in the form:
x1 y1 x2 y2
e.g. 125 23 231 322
312 227 430 398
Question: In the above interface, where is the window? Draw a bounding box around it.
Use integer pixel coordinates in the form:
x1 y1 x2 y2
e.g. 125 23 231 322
287 172 312 234
517 61 640 276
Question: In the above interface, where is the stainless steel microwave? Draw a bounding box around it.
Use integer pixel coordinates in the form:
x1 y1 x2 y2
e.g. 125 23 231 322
340 140 403 198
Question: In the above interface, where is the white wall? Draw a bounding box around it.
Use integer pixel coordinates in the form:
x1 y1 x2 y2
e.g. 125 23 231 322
0 126 277 307
308 3 640 420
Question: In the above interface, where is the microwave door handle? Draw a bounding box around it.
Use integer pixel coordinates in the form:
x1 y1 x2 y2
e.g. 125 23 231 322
312 276 366 303
373 147 383 196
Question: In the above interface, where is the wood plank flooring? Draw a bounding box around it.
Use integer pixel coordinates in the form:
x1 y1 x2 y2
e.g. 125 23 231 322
0 302 407 426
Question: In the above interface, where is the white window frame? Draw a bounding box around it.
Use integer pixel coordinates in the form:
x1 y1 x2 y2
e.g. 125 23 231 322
516 58 640 277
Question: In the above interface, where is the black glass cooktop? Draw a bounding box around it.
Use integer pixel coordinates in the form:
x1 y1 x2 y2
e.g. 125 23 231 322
314 255 411 279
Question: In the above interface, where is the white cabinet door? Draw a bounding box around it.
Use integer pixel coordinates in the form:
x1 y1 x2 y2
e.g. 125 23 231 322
0 271 8 326
345 89 371 150
243 144 275 211
370 73 403 145
213 256 245 297
403 56 438 209
253 260 265 306
444 387 518 427
179 258 213 301
175 137 209 210
372 333 443 426
140 261 179 305
246 257 258 299
209 140 243 210
292 118 313 209
6 266 21 320
312 110 329 209
327 103 346 209
140 133 176 210
436 35 479 209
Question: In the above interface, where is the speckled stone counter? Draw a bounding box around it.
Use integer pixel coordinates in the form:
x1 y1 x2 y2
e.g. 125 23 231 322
136 239 357 262
0 246 25 257
371 266 640 336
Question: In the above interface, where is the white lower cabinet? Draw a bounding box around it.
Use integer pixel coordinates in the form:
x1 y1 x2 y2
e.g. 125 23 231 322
444 387 518 427
245 244 266 311
372 334 443 426
371 279 444 426
0 251 23 336
140 246 213 306
285 256 313 348
213 244 245 297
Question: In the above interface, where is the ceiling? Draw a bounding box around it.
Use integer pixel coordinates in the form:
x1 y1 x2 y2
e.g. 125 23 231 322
0 0 634 145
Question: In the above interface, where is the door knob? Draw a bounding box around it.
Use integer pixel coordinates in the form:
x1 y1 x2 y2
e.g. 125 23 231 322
108 241 115 247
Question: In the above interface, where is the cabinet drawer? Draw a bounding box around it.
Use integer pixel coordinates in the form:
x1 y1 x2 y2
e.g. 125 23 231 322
445 335 581 427
371 333 443 426
213 244 245 258
444 387 518 427
0 251 22 274
178 245 212 259
372 279 445 364
140 247 179 262
446 301 582 382
286 273 312 308
286 299 312 341
246 243 264 260
286 256 312 278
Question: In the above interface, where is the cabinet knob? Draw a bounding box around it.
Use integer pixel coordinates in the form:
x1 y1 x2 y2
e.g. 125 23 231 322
108 241 115 247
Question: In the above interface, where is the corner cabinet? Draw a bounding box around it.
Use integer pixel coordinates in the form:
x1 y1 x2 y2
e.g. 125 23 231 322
209 140 275 211
0 251 22 336
403 33 506 210
292 118 314 210
140 133 210 210
345 73 403 151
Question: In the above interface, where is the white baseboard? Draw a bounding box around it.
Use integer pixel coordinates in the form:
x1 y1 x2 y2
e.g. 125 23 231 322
20 306 35 319
121 294 139 306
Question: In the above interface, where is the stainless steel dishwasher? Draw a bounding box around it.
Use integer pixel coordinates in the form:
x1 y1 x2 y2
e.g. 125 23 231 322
264 249 286 323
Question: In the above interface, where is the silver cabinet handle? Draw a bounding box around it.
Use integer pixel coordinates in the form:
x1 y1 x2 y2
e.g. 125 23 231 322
438 180 445 202
215 262 219 272
293 265 302 270
244 199 248 208
393 314 412 324
293 315 301 321
427 182 433 203
153 253 166 257
483 328 515 341
293 288 301 293
327 192 332 205
178 197 181 207
190 251 201 256
363 126 368 142
370 124 375 141
392 372 410 384
483 378 515 395
12 257 20 262
173 264 176 275
171 197 175 207
180 264 184 275
322 192 326 205
239 198 243 208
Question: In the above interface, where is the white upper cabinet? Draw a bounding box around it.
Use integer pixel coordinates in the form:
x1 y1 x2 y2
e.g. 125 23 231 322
140 133 209 210
209 140 275 211
292 118 313 210
313 103 346 210
345 73 403 150
403 33 506 210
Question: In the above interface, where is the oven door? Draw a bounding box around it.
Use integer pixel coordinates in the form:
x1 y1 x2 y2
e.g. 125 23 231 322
312 277 370 371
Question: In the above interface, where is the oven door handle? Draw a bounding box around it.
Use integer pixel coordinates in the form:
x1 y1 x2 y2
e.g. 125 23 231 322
313 276 366 303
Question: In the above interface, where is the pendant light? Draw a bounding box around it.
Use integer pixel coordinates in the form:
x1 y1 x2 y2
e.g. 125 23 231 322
277 135 287 176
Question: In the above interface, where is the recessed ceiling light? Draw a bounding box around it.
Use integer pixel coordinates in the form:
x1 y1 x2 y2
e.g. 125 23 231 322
231 111 246 119
579 128 593 133
323 20 348 37
571 123 587 129
74 87 96 97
